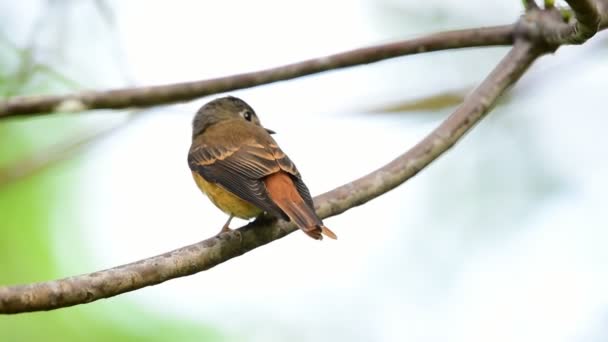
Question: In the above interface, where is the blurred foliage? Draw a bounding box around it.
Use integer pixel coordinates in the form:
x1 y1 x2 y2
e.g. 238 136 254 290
367 87 470 113
399 103 566 283
425 104 564 235
0 13 220 342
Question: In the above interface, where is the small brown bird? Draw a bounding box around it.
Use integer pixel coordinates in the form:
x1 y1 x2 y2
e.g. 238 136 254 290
188 96 337 240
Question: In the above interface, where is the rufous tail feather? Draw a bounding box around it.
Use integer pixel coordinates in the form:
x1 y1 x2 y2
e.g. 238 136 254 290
264 172 337 240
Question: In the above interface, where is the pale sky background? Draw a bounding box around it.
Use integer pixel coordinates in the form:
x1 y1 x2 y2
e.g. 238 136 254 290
3 0 608 341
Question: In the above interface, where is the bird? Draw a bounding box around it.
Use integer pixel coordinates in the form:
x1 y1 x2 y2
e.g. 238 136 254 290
187 96 337 240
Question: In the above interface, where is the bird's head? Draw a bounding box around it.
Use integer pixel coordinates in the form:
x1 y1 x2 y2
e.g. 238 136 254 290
192 96 274 138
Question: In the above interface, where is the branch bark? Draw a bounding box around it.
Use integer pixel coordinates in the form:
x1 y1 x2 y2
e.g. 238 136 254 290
526 0 606 45
0 39 544 314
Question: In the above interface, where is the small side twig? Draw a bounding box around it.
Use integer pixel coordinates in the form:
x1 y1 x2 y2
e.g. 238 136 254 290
532 0 604 45
523 0 540 10
566 0 601 41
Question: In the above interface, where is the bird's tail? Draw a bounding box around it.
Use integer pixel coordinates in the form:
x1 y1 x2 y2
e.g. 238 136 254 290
281 200 337 240
283 204 338 240
264 172 337 240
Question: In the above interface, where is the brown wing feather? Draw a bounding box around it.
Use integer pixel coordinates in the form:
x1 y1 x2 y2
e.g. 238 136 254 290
188 141 287 220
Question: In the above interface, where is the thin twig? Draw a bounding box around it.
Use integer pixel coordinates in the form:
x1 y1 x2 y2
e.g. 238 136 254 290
0 25 515 118
0 39 544 314
0 111 142 187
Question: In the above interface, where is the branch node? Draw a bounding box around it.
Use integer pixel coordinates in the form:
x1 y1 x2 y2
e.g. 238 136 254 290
523 0 540 10
54 98 87 113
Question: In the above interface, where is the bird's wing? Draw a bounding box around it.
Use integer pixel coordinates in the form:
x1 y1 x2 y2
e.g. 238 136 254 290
188 139 290 219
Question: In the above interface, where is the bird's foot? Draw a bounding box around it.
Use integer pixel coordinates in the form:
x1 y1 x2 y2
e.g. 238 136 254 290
219 224 233 234
216 222 242 243
217 214 236 235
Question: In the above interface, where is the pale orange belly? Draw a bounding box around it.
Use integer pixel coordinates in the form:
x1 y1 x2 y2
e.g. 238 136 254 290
191 172 262 219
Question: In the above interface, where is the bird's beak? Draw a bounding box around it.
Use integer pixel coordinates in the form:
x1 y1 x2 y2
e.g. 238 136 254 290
265 128 276 134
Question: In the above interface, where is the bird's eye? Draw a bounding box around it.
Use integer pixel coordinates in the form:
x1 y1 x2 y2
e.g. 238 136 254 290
242 110 253 121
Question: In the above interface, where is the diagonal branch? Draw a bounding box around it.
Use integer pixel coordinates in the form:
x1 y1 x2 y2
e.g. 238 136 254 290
0 39 544 314
0 25 516 118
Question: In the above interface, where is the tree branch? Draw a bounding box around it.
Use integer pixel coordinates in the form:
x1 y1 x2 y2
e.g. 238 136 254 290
2 1 606 120
0 25 515 119
0 39 544 314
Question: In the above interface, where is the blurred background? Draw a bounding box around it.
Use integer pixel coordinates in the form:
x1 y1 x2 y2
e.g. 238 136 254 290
1 0 607 341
